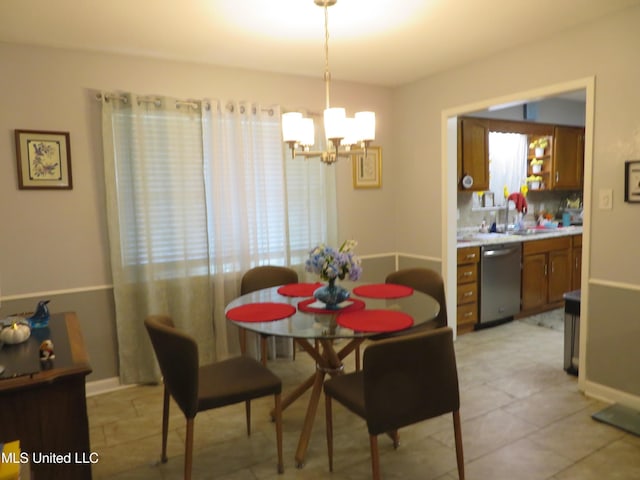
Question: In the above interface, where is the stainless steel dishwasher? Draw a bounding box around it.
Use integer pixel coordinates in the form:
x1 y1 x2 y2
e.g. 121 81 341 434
480 242 522 326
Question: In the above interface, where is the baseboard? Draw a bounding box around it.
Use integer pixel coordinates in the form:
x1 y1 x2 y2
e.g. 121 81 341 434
583 379 640 411
86 376 133 397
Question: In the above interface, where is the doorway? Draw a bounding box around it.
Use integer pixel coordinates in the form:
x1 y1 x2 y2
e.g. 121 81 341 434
442 77 594 389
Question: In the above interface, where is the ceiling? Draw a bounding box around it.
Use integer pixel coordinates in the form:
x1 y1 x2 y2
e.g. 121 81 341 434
1 0 639 87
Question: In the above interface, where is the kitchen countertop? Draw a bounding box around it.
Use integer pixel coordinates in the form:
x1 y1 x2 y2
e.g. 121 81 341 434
457 226 583 248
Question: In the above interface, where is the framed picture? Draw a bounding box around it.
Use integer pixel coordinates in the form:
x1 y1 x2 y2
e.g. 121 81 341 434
15 129 73 190
352 146 382 189
624 160 640 203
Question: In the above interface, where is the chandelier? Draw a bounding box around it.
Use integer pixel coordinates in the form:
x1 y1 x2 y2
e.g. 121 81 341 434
282 0 376 165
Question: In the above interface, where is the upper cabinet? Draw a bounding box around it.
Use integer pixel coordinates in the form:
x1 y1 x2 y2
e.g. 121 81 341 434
552 126 585 190
458 116 585 193
457 117 490 191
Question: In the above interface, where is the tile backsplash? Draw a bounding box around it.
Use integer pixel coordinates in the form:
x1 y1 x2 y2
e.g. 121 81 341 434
457 190 581 231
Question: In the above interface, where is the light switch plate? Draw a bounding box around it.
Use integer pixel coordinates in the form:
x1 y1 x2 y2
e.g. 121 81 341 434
599 188 613 210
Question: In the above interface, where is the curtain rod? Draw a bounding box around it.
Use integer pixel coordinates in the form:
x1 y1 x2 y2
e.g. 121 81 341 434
96 93 275 116
95 93 202 110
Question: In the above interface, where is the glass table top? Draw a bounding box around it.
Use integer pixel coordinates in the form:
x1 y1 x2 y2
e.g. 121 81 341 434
225 281 440 340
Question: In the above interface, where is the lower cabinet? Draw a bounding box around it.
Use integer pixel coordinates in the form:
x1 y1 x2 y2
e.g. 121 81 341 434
456 246 479 334
521 236 572 313
571 234 582 290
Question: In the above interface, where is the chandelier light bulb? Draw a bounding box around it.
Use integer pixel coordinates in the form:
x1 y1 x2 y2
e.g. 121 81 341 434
324 107 346 141
300 117 315 147
355 111 376 142
282 112 303 143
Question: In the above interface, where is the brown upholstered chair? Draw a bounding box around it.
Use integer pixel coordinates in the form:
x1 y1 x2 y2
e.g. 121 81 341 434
384 267 448 330
240 265 299 364
144 315 284 480
355 267 448 370
324 328 464 480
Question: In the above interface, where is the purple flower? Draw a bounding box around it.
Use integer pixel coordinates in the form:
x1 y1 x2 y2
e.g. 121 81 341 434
305 240 362 281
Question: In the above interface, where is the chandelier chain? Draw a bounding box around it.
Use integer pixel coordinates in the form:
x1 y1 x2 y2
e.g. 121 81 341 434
323 1 331 110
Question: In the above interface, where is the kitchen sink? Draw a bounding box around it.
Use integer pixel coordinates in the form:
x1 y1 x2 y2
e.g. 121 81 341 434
511 228 550 236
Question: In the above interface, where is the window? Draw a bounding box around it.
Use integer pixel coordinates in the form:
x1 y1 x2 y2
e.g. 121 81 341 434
106 97 335 278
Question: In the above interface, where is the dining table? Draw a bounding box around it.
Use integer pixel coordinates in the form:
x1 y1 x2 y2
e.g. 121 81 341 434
224 280 439 467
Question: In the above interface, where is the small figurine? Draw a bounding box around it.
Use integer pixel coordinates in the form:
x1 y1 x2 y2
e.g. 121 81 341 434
39 339 55 362
29 300 50 329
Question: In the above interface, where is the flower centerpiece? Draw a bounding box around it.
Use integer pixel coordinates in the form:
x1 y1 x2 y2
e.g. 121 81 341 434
305 240 362 309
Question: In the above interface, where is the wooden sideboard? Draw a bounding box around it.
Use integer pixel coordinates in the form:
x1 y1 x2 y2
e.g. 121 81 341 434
0 312 92 480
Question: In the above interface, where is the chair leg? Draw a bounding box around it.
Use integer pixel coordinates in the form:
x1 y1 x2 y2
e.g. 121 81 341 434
239 328 247 355
274 393 284 474
453 410 465 480
184 417 195 480
355 345 361 371
386 430 400 449
260 335 268 366
292 338 296 361
161 385 170 463
245 400 251 436
369 434 381 480
325 393 334 472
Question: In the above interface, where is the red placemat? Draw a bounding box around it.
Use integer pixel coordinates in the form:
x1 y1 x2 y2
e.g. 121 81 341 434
277 282 324 297
352 283 414 299
337 310 414 333
297 298 366 314
226 303 296 322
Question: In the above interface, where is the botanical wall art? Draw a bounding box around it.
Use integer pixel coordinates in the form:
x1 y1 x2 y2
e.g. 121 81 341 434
14 129 73 190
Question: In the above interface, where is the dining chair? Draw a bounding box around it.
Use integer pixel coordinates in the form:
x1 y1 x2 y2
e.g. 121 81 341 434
355 267 448 370
144 315 284 480
324 328 464 480
240 265 299 365
385 267 448 329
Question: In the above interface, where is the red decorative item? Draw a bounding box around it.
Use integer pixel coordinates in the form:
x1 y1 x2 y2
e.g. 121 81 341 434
337 310 414 333
297 298 366 314
277 282 324 297
352 283 413 299
226 303 296 322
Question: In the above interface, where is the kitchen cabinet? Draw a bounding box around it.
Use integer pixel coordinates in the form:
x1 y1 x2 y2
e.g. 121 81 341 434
552 126 585 190
571 234 582 290
527 133 553 191
521 236 572 313
456 246 479 333
457 117 489 191
458 117 585 192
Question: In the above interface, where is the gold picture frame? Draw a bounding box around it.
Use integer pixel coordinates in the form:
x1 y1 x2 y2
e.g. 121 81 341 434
15 129 73 190
352 146 382 189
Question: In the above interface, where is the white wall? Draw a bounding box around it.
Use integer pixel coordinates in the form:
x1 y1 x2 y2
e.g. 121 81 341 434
0 43 393 379
0 43 394 296
392 5 640 404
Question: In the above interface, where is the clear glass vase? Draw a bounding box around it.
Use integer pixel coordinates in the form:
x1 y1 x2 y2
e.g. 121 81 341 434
313 278 350 310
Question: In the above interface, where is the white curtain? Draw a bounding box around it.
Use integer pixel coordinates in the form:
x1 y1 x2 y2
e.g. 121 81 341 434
101 93 337 383
203 101 336 358
489 132 528 201
101 94 214 384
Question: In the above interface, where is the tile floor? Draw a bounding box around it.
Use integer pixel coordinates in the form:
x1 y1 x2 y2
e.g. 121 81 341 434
87 313 640 479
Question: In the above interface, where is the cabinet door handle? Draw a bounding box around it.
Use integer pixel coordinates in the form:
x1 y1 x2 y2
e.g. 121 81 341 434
544 264 548 276
551 261 555 274
463 271 473 277
556 171 559 183
463 291 474 297
465 254 476 260
463 312 473 318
